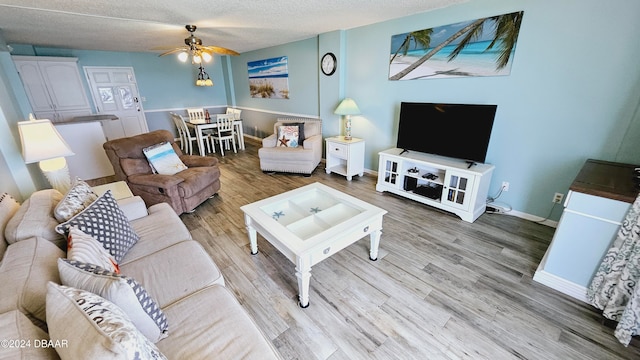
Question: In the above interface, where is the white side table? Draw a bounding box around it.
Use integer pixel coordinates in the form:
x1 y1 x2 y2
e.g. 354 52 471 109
325 136 365 181
91 181 134 200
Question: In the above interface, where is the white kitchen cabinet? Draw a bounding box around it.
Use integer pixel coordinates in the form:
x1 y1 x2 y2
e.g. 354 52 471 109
13 56 92 122
533 159 638 302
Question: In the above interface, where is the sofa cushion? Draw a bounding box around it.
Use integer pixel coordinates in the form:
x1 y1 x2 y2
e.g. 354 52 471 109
58 259 168 342
53 178 99 222
174 166 221 198
0 310 58 360
157 285 280 360
120 240 224 308
120 158 153 177
46 282 167 360
0 193 20 261
67 226 120 273
4 189 65 249
0 237 64 325
123 202 192 264
56 190 139 263
143 141 187 175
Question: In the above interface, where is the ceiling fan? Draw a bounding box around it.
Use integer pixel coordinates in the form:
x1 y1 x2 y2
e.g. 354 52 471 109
158 25 239 63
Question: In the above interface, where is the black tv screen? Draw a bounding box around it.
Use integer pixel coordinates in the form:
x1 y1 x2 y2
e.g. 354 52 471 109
396 102 497 163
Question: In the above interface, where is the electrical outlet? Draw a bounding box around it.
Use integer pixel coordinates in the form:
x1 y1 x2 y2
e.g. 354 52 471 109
502 181 509 192
553 192 564 203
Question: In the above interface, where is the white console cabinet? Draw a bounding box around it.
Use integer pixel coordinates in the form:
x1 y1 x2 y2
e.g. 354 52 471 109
376 148 494 222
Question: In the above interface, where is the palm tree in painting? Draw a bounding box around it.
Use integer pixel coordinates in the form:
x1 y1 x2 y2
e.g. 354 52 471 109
389 11 523 80
389 29 433 64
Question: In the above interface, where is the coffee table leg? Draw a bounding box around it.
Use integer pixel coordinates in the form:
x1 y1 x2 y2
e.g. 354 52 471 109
369 229 382 261
246 224 258 255
295 258 311 308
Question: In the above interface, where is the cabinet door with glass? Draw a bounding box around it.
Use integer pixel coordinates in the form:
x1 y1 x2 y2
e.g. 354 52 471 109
379 158 401 189
442 171 475 210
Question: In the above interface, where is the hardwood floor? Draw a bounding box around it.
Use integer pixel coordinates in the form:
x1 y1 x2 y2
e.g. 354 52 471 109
126 139 640 359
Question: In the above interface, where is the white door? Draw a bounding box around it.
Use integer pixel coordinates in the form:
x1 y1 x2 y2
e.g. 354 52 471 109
84 67 148 140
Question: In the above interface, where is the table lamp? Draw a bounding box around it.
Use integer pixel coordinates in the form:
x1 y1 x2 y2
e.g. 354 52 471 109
334 98 360 140
17 119 75 194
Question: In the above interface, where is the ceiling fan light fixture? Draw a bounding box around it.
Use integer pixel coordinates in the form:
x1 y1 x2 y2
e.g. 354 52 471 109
193 54 202 64
202 52 212 63
178 52 189 62
196 65 213 87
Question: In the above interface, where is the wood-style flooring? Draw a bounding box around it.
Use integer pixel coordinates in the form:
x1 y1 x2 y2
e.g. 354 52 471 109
103 139 640 359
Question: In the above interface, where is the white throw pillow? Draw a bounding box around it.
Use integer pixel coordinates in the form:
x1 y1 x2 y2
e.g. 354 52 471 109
277 125 299 147
46 282 167 359
142 142 187 175
57 259 168 343
54 178 99 222
67 226 120 273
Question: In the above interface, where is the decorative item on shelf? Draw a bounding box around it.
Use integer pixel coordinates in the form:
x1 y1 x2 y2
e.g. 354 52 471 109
334 98 360 141
196 65 213 86
205 109 211 120
17 117 75 194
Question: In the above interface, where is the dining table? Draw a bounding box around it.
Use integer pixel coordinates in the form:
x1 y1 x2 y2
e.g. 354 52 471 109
185 119 245 156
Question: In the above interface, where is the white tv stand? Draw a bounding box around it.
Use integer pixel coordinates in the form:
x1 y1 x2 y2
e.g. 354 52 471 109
376 148 495 222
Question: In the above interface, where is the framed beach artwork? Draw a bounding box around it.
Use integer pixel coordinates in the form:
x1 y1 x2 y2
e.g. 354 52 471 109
389 11 524 80
248 56 290 99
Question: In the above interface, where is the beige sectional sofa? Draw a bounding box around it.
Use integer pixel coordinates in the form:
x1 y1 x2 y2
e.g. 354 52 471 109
0 189 281 359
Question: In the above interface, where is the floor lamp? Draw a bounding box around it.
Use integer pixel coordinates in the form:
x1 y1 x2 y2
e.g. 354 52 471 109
17 119 75 194
334 98 361 141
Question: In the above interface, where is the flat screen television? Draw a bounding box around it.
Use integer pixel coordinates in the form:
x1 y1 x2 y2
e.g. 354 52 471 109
396 102 497 163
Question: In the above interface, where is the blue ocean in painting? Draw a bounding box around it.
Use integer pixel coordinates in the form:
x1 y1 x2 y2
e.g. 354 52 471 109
248 56 289 79
393 40 514 62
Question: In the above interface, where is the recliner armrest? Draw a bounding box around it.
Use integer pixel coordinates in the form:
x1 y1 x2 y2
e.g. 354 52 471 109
128 173 184 188
180 155 218 168
303 134 322 150
262 134 277 148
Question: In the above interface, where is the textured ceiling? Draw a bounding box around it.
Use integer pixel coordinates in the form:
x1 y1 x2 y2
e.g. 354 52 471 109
0 0 465 54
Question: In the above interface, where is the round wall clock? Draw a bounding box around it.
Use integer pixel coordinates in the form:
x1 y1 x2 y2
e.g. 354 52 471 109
321 52 337 76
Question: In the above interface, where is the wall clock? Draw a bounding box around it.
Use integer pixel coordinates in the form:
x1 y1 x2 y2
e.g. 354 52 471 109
321 52 337 76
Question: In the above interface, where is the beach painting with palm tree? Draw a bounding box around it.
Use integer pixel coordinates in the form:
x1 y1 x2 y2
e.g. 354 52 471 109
389 11 524 80
248 56 290 99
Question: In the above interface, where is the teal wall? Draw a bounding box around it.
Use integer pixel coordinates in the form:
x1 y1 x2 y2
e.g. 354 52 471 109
224 0 640 223
1 0 639 226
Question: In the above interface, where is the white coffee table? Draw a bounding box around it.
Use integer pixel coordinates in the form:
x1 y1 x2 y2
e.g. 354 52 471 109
240 182 387 307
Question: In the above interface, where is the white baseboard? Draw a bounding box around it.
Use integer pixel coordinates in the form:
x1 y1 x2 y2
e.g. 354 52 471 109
533 270 588 303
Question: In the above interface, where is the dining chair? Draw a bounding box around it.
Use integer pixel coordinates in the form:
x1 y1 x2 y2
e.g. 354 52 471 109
226 108 243 148
186 108 207 123
210 114 236 156
171 112 209 155
170 112 187 152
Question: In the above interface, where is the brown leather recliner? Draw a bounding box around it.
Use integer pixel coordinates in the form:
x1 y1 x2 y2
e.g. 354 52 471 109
103 130 221 214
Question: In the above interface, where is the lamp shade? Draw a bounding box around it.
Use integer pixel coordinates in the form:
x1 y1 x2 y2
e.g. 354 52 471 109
17 119 74 164
334 98 361 115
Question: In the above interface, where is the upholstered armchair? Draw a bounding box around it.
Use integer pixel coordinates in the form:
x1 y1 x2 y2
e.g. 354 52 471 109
258 117 322 175
103 130 221 214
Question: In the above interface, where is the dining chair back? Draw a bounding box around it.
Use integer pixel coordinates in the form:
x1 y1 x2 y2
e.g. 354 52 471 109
211 114 237 156
171 112 203 155
225 108 242 120
187 108 207 124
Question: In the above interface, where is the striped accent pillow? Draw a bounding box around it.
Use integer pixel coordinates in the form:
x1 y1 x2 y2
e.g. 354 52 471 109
67 226 119 274
57 259 168 343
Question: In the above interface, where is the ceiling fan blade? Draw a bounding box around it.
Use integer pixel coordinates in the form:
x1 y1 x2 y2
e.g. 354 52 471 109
158 47 188 57
201 45 239 56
